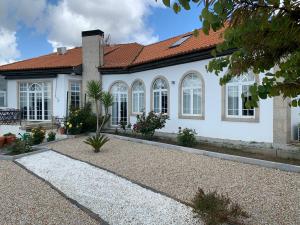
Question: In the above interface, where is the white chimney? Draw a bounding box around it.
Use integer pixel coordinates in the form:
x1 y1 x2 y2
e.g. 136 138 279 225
57 47 67 55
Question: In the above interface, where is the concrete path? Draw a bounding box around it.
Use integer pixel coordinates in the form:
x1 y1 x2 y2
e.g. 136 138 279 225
16 151 199 225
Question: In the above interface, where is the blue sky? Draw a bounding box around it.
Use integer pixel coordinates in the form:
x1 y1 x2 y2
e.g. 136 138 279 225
0 0 203 63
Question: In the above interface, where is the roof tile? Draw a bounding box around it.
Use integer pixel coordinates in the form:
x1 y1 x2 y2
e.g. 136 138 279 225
0 27 225 72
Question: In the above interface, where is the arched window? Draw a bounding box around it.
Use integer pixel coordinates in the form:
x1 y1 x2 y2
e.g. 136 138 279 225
111 82 128 125
181 73 203 116
226 73 255 117
152 78 168 114
132 80 145 114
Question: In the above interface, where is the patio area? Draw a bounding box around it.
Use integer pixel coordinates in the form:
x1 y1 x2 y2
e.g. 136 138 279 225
46 136 300 225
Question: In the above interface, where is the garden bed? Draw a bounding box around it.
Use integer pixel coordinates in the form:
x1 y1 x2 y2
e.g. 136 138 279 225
105 131 300 166
46 136 300 225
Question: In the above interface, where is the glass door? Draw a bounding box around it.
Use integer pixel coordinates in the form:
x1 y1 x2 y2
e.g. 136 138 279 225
19 82 52 121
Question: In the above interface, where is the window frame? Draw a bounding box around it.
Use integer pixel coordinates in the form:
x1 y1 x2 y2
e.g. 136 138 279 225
0 77 7 108
18 81 52 121
131 79 145 115
109 81 129 126
222 73 259 123
179 71 205 120
151 76 169 115
69 80 81 109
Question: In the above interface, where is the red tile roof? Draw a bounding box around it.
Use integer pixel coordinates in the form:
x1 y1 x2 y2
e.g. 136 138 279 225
0 27 224 72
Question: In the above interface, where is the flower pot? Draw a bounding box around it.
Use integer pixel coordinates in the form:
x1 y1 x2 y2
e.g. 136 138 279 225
0 136 5 148
59 127 65 134
5 135 16 145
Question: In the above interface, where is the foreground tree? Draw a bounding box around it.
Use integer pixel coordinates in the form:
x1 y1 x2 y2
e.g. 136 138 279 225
160 0 300 107
85 80 113 152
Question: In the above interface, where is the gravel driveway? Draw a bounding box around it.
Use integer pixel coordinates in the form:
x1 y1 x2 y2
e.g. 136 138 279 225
17 151 199 225
0 160 99 225
47 136 300 225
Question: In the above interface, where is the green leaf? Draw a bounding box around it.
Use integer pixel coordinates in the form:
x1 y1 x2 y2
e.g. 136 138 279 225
291 99 298 107
162 0 170 7
173 3 181 14
178 0 191 10
213 1 223 14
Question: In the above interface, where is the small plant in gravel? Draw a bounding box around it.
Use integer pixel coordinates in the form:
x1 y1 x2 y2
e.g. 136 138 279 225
84 134 109 153
8 139 33 155
47 131 56 142
177 127 197 147
119 120 127 132
192 188 249 225
31 126 46 145
133 111 168 138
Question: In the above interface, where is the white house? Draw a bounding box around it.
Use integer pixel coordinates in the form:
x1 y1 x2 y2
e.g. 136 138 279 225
0 29 299 146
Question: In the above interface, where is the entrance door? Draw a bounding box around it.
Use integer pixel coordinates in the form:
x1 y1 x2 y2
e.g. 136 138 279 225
111 82 128 126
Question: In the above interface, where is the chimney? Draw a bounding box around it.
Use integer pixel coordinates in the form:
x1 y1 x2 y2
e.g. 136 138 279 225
57 47 67 55
81 29 104 103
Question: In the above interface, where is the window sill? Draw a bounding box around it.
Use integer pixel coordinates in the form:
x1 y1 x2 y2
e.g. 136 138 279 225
178 115 205 120
222 116 259 123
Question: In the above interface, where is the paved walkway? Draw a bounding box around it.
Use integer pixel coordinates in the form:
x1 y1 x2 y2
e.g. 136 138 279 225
16 151 199 225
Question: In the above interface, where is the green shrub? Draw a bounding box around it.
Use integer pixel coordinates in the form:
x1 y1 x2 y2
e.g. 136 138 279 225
133 111 168 137
31 126 46 145
84 134 110 153
8 139 33 155
177 127 197 147
192 188 249 225
47 131 56 142
66 103 97 135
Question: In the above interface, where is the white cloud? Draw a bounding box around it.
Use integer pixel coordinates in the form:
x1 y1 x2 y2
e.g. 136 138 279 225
42 0 162 49
0 0 163 63
0 28 20 65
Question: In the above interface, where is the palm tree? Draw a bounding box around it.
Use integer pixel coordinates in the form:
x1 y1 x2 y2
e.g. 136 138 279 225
99 91 114 131
86 80 102 135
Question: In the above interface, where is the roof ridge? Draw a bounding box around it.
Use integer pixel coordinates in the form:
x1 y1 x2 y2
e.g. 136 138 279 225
143 29 197 47
129 45 145 67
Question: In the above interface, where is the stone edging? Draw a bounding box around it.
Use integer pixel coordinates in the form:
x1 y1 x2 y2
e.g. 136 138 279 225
105 133 300 173
0 148 50 160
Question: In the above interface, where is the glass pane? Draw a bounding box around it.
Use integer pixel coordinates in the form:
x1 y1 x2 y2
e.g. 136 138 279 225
112 94 118 125
153 79 168 90
29 93 35 120
139 92 145 112
193 88 201 115
161 91 168 114
120 93 127 124
0 92 5 107
154 92 160 113
227 86 239 116
0 78 6 91
242 85 254 116
183 89 191 114
132 93 138 113
70 82 80 109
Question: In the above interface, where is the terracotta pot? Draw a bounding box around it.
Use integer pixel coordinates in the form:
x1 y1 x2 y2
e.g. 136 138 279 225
0 136 5 148
5 135 16 145
59 127 65 135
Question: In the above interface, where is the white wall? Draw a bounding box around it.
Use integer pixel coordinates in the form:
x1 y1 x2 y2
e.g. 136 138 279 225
102 59 274 143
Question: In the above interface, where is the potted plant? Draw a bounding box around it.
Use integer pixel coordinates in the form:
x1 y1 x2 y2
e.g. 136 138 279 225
0 136 5 147
3 133 16 145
